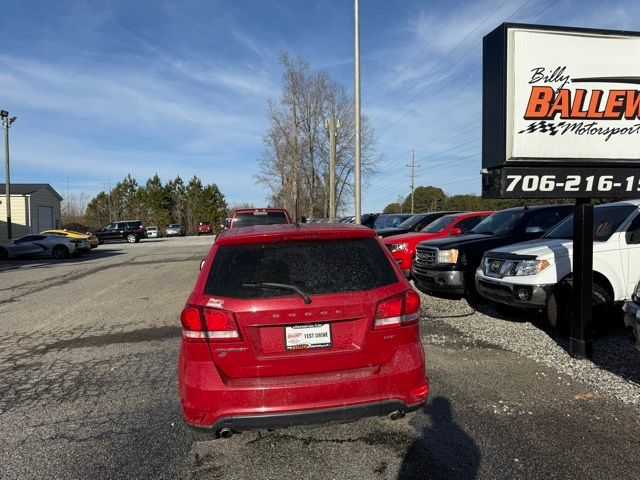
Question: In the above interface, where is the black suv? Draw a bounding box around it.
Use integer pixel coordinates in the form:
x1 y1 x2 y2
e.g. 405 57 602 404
91 220 146 244
411 205 573 299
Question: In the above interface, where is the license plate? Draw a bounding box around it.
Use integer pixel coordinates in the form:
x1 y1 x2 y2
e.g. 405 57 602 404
285 323 331 350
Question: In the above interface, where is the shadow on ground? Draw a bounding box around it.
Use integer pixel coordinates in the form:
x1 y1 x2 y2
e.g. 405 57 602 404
474 298 640 387
0 249 126 271
398 396 480 480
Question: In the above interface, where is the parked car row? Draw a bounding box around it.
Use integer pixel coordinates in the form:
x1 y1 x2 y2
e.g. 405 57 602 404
176 201 640 440
407 201 640 340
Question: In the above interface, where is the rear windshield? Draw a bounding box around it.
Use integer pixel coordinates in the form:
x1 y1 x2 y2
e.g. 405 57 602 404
421 215 456 233
232 211 289 228
204 238 399 298
545 205 635 241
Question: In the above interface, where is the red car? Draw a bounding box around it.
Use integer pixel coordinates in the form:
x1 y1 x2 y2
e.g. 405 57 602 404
383 211 494 277
178 223 428 439
197 221 213 235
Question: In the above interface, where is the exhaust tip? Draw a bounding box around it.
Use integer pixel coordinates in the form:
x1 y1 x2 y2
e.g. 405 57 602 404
218 428 234 439
389 410 405 421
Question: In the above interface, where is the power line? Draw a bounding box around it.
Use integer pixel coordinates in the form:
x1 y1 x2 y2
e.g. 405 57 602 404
373 0 510 129
370 0 474 124
375 0 538 132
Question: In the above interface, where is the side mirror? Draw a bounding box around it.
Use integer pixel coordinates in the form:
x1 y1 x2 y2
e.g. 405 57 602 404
525 226 543 234
200 259 206 271
450 227 463 235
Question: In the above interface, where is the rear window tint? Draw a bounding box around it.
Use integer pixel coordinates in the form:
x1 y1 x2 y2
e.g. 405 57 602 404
231 212 288 228
204 238 398 298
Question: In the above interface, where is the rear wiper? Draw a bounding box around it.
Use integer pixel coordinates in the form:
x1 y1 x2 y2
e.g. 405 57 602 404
241 282 312 304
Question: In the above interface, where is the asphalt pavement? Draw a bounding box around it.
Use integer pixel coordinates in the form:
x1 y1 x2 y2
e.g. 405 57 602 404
0 236 638 480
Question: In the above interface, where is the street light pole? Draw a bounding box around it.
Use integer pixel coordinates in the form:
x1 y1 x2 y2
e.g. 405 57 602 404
1 110 16 240
354 0 362 224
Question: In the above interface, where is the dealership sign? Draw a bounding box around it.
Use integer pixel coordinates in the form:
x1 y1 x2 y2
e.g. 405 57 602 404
482 23 640 198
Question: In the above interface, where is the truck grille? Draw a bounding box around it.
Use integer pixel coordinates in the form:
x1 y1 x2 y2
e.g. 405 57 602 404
414 246 438 267
483 257 521 278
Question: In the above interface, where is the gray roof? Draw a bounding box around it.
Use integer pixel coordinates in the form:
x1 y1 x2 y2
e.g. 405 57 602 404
0 183 63 200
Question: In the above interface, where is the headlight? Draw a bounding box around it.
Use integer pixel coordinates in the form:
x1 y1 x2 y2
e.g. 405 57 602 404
515 259 550 276
388 242 408 252
437 249 459 264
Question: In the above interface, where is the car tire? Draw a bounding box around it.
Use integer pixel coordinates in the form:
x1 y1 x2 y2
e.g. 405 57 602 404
52 245 70 259
547 280 613 335
126 234 137 243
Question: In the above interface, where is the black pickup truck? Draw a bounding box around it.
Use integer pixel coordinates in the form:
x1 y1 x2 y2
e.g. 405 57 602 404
411 205 573 298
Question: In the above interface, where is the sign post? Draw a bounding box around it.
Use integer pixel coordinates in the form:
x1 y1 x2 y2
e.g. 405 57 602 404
482 23 640 358
571 198 594 358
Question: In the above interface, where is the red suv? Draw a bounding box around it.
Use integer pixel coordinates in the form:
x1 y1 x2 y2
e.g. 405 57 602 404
383 211 494 277
178 223 428 439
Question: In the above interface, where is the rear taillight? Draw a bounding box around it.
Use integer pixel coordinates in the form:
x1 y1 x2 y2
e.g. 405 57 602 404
180 305 240 342
373 290 421 330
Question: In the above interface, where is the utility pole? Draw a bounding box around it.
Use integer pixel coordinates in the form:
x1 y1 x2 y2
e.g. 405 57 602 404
406 150 419 214
291 92 300 221
1 110 17 240
327 114 339 222
353 0 362 224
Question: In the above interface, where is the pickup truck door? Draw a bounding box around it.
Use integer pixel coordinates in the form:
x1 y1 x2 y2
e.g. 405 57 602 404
622 212 640 298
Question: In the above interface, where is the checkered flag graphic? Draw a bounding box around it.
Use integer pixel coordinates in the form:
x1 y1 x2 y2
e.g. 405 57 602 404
518 121 566 136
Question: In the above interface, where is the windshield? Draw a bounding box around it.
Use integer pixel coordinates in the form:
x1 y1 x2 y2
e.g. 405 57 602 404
205 238 398 298
545 205 635 241
421 215 456 233
472 210 523 235
396 214 423 229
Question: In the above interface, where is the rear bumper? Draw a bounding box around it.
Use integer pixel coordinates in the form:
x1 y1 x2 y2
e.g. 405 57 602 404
190 399 426 433
179 342 427 430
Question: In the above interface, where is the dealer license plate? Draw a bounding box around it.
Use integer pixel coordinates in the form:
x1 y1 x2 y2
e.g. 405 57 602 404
285 323 332 350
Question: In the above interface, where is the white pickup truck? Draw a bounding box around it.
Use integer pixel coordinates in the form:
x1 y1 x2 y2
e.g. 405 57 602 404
475 200 640 330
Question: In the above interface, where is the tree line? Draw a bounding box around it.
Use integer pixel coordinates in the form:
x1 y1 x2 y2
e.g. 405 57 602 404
383 186 574 214
81 174 227 234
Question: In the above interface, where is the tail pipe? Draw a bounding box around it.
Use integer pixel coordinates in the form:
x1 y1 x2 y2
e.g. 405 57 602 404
389 410 405 421
218 428 234 439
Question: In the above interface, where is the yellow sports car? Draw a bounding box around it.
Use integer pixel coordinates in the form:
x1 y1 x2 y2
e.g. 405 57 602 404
40 229 99 250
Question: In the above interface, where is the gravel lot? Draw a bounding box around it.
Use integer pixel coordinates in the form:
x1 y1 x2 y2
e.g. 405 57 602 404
0 237 639 480
421 295 640 407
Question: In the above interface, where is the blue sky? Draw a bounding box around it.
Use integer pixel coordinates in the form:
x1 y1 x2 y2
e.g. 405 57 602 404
2 0 640 213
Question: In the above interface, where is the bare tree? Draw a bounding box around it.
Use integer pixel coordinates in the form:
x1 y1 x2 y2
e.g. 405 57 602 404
257 52 380 218
61 192 90 226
